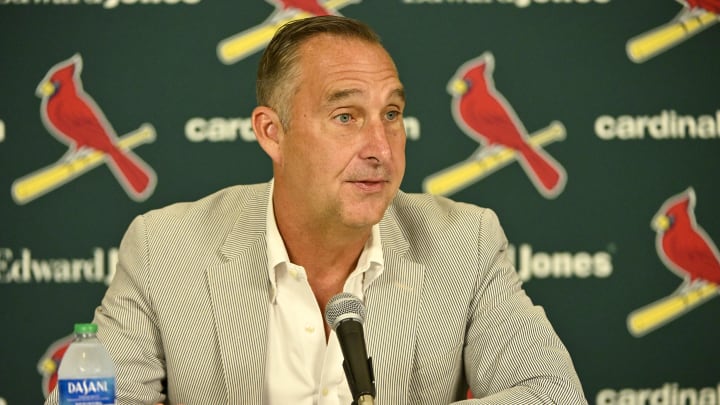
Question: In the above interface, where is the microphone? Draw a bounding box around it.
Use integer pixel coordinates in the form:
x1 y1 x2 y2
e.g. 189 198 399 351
324 292 376 405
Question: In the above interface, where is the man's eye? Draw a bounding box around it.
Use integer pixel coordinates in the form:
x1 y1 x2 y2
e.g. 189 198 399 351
386 111 400 121
335 113 352 123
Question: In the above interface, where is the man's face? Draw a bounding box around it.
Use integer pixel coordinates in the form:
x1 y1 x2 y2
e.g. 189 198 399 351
272 34 406 231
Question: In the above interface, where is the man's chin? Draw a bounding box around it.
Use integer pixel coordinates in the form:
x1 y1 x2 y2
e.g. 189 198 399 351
338 190 396 226
341 207 388 229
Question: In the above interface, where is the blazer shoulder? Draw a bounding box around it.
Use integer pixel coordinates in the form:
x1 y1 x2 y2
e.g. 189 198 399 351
389 190 499 233
142 183 267 225
382 191 507 263
126 183 269 252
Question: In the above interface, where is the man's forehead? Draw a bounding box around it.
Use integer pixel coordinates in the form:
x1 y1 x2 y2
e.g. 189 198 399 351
295 34 404 103
324 86 405 104
299 34 395 69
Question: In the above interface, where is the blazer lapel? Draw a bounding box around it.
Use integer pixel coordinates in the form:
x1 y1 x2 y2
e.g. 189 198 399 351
206 184 271 404
366 206 425 404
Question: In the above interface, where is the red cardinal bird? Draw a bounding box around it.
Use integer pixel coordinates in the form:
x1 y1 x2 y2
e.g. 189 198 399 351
653 188 720 290
680 0 720 13
271 0 332 15
448 52 566 198
37 54 154 200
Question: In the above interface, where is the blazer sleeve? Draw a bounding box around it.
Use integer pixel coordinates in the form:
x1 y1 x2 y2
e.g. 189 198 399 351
456 209 588 404
97 214 167 404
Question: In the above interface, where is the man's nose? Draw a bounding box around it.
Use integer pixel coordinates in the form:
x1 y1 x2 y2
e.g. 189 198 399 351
360 118 393 163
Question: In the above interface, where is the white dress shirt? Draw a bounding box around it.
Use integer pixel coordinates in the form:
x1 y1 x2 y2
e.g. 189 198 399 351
263 181 384 404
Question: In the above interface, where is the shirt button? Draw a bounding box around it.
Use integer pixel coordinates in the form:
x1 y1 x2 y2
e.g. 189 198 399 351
322 388 329 396
288 268 298 279
305 326 315 334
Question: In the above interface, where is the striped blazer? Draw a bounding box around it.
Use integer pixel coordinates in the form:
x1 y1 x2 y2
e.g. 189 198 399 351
46 182 587 404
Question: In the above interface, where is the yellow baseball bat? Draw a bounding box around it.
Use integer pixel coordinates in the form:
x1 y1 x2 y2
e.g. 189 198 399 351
627 10 718 63
217 0 358 65
422 121 566 196
11 124 156 205
627 281 718 337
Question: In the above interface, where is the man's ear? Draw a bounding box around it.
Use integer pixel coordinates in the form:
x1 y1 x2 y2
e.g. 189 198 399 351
252 106 283 163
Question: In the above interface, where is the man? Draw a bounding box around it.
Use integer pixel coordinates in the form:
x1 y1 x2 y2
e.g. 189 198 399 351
46 15 586 404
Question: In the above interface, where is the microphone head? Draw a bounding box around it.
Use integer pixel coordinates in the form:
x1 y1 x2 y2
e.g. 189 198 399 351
324 292 366 330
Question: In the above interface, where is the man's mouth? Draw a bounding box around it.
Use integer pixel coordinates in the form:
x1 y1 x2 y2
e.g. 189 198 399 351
349 180 387 191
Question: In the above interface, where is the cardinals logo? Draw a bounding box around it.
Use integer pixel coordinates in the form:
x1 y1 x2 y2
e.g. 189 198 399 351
216 0 361 65
37 333 74 398
11 54 157 204
626 0 719 63
423 52 567 198
627 188 720 337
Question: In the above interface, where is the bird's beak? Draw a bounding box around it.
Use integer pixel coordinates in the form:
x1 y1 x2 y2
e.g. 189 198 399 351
447 78 468 97
652 214 670 232
36 81 55 98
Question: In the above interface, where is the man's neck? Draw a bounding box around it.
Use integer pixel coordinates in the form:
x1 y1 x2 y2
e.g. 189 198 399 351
279 215 371 278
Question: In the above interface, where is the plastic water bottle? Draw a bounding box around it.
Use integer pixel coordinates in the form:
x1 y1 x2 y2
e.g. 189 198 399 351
57 323 116 405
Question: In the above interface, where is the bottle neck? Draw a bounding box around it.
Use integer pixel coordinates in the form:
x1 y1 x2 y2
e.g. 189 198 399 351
75 332 98 341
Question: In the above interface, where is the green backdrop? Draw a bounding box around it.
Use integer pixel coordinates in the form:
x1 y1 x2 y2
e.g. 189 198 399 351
1 1 719 403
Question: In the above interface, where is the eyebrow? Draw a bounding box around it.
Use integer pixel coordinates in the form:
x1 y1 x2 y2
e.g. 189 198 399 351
390 87 406 103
